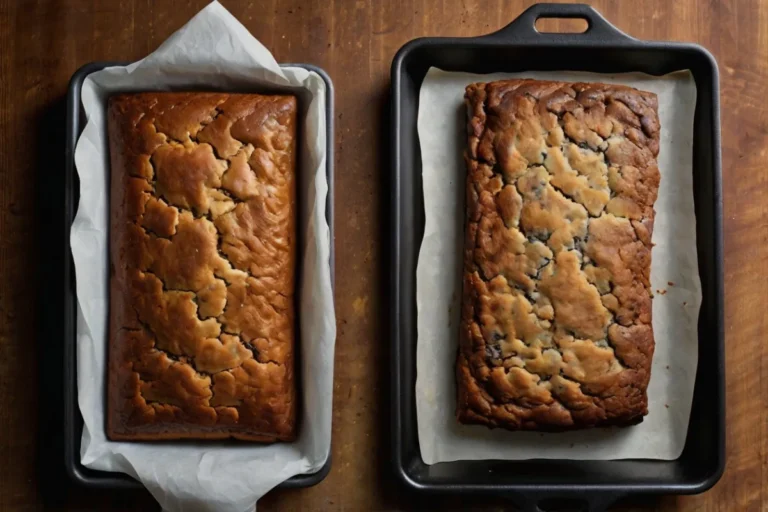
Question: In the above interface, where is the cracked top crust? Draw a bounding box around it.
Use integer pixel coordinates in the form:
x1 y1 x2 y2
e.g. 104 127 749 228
107 92 297 441
458 79 659 430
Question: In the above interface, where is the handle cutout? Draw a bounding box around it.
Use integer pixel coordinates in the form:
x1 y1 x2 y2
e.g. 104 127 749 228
534 16 589 34
537 497 589 512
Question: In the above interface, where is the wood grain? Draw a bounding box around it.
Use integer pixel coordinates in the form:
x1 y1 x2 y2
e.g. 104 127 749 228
0 0 764 510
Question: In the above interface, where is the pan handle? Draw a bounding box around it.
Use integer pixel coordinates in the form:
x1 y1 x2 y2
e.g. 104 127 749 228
481 3 633 44
505 491 623 512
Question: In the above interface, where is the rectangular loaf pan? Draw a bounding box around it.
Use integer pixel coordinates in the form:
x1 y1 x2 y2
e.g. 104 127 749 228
390 4 724 511
64 61 334 490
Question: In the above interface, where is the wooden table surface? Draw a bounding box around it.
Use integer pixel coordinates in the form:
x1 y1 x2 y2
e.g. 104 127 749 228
0 0 763 510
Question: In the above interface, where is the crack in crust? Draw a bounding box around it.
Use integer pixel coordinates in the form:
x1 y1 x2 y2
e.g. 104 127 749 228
458 79 659 431
107 92 298 442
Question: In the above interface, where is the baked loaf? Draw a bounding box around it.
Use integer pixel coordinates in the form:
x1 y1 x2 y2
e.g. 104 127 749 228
458 79 659 430
107 92 297 441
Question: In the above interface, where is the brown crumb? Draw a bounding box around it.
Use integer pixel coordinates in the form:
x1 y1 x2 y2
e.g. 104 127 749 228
457 79 658 432
656 289 667 295
668 281 675 286
107 92 297 441
666 365 670 370
682 301 687 306
665 404 669 409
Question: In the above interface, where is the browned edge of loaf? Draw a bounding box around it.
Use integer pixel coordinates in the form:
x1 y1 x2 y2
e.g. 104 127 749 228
457 79 660 431
107 92 298 442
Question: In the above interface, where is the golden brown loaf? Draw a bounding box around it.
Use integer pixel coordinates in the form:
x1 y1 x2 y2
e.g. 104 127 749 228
107 92 297 441
458 79 659 430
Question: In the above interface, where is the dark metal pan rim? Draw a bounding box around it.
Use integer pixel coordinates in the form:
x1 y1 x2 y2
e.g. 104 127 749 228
390 3 724 511
64 60 335 490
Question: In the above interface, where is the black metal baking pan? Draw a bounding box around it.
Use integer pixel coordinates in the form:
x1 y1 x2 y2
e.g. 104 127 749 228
390 3 724 511
64 61 334 490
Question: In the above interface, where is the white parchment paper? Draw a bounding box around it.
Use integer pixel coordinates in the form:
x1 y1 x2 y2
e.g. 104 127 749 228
416 68 701 464
70 2 336 510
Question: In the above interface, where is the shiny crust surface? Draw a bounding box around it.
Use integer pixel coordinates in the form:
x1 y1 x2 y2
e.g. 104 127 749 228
458 79 659 431
107 92 297 441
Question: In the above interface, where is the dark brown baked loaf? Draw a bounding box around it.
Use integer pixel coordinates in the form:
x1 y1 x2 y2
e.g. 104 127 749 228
458 79 659 431
107 92 297 441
